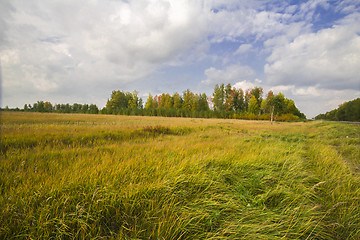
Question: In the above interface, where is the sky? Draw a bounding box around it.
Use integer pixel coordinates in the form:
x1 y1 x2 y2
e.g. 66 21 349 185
1 0 360 118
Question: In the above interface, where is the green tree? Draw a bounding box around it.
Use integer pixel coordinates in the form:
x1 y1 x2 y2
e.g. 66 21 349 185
72 103 81 113
244 90 251 111
82 104 89 113
44 101 53 112
162 93 173 109
89 104 99 114
106 90 135 113
212 84 225 111
268 92 285 116
183 89 194 111
145 93 154 109
233 89 245 112
249 87 263 113
284 99 302 117
224 83 233 111
261 90 274 114
34 101 45 112
129 90 140 109
173 92 183 109
197 93 209 111
248 95 259 114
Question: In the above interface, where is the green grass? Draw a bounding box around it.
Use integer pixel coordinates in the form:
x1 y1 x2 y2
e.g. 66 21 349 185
1 112 359 239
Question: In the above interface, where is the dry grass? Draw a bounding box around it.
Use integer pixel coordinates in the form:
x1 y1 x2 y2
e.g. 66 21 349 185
1 112 359 239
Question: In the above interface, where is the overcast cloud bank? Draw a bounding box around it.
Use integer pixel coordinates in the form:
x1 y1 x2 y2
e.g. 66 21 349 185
1 0 359 118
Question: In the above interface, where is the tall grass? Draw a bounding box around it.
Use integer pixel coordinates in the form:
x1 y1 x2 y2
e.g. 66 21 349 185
1 112 359 239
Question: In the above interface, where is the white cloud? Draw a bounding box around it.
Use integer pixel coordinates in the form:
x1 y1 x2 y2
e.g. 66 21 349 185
270 85 322 97
269 85 296 93
202 64 255 86
1 49 20 66
234 44 252 55
1 0 213 106
207 7 292 43
0 0 314 97
233 79 262 91
265 15 360 90
266 84 360 118
1 0 359 117
334 0 360 14
292 86 322 97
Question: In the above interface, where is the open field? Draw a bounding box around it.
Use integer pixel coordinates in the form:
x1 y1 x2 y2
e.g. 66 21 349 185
1 112 359 239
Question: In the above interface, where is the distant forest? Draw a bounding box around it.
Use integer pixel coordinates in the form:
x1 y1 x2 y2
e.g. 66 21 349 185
315 98 360 122
3 83 306 121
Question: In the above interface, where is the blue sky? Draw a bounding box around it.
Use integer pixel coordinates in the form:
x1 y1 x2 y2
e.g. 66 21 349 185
1 0 360 118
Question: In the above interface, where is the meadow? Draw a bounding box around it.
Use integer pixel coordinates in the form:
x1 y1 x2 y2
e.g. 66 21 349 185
1 112 359 239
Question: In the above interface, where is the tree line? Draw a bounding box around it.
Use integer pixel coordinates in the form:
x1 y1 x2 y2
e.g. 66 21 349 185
3 83 306 121
315 98 360 122
104 83 305 120
20 101 99 114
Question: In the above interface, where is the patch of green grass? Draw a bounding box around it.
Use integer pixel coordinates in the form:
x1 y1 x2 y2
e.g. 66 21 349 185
1 112 359 239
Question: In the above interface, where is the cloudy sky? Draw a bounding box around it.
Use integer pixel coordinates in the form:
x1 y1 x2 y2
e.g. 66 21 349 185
1 0 360 118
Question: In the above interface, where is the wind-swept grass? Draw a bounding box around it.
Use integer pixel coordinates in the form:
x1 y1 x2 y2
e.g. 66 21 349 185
1 112 359 239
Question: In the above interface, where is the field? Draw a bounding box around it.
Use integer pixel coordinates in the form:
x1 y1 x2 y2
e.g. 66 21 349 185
1 112 359 239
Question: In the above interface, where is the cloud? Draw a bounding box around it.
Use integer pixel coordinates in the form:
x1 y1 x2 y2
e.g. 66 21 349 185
0 0 320 95
234 44 252 55
233 79 262 91
207 7 292 43
1 0 359 118
334 0 360 14
202 64 255 86
0 0 213 106
265 14 360 90
270 85 323 97
269 85 296 93
100 0 209 66
267 84 360 118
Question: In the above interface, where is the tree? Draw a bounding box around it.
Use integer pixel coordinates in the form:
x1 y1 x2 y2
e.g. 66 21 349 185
260 99 267 114
44 101 53 112
249 87 263 113
190 94 198 112
244 90 251 111
129 90 140 109
261 90 274 114
197 93 209 111
89 104 99 114
82 104 89 113
106 90 140 113
162 93 173 109
285 99 301 117
145 93 154 109
248 95 259 114
64 104 71 113
173 92 183 109
233 88 245 112
212 84 225 111
33 101 45 112
183 89 194 111
224 83 233 111
250 87 263 104
316 98 360 121
72 103 81 113
268 92 285 116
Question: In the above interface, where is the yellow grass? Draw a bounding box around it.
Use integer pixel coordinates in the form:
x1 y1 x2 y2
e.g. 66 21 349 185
1 112 359 239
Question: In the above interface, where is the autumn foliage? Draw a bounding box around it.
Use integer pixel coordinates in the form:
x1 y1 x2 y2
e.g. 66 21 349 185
10 83 306 121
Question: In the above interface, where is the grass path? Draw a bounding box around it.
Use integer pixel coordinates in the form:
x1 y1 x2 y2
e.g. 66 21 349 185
1 112 359 239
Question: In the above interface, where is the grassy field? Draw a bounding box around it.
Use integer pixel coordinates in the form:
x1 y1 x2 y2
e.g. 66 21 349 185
1 112 359 239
